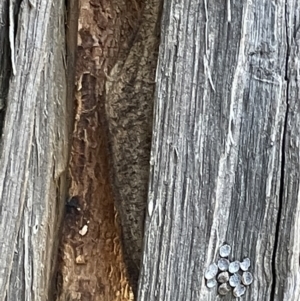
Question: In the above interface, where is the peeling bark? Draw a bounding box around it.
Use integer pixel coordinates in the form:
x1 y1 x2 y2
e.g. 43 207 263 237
57 0 161 299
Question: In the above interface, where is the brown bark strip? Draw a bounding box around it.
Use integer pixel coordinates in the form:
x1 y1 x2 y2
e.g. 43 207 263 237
57 0 161 299
105 0 162 295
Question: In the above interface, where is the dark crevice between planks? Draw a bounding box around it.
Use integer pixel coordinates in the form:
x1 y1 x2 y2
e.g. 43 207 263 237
0 0 23 137
270 11 290 300
49 0 79 299
0 1 10 138
0 0 22 139
12 0 22 38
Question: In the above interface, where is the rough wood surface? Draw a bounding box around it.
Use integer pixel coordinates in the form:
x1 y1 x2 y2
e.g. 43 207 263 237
0 1 70 300
138 0 300 300
274 2 300 300
57 0 154 299
105 0 161 294
0 0 11 114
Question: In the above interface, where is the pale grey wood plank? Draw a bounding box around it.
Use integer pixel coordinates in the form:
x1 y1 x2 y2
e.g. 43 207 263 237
0 1 70 300
138 1 288 300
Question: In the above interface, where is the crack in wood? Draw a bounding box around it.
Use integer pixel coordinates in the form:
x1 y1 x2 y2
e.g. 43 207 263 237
270 9 290 299
8 0 16 75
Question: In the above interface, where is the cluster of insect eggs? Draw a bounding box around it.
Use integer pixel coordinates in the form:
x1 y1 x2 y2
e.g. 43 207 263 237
204 244 253 298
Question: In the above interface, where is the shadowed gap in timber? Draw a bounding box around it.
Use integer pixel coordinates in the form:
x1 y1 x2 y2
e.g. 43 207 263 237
270 12 290 300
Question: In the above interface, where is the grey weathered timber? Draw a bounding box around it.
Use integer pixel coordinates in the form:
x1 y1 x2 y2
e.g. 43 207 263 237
138 0 299 300
273 2 300 300
0 0 71 300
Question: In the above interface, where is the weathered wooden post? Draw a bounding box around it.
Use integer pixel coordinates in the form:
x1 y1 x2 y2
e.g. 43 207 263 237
1 0 299 300
137 0 300 300
0 1 76 300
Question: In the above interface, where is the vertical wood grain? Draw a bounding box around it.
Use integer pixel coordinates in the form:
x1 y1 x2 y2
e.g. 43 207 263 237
273 1 300 300
0 0 70 300
138 0 297 300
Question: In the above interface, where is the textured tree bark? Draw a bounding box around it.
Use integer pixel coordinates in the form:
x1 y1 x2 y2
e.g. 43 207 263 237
56 0 134 298
57 0 161 299
105 0 162 294
138 0 300 300
0 0 72 300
